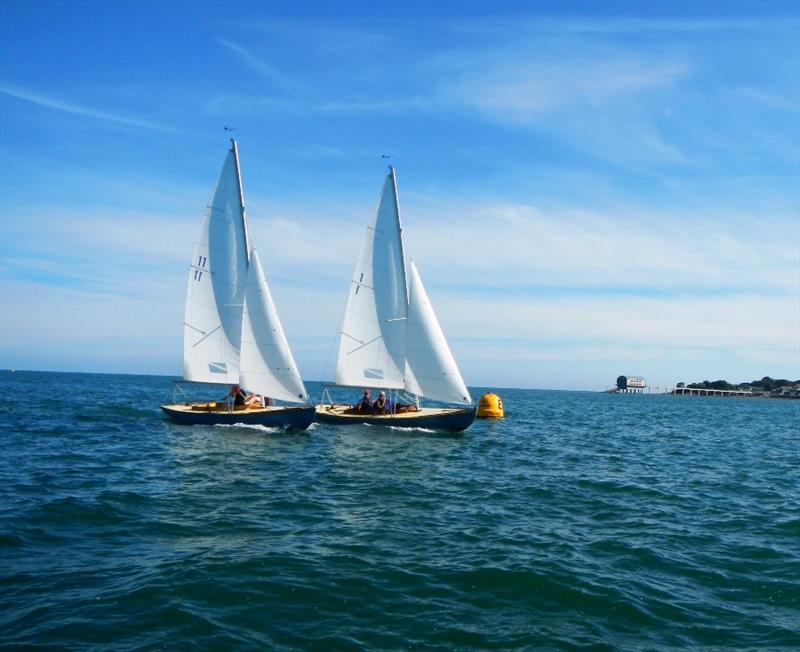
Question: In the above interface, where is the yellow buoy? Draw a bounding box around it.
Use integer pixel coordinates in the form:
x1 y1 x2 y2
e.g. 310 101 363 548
476 392 504 418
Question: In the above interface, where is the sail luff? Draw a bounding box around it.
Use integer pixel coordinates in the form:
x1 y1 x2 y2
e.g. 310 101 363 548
230 139 252 264
388 166 409 305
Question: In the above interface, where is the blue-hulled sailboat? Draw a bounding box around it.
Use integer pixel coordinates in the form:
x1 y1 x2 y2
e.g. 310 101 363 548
315 167 475 432
161 140 314 430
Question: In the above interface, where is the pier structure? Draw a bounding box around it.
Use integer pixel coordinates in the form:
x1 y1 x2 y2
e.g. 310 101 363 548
671 387 753 397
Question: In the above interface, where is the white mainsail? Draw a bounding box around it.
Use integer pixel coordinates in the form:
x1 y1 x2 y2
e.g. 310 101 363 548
335 168 407 389
333 167 471 405
182 144 250 383
239 249 309 404
405 261 471 405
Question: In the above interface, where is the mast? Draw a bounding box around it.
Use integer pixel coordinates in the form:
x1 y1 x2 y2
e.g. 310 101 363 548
230 139 251 264
388 165 409 303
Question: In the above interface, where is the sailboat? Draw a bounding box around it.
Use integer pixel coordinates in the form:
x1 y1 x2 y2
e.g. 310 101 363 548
315 167 475 431
161 140 315 429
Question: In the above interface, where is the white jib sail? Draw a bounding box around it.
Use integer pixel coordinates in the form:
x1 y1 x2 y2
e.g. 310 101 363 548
405 261 472 405
335 167 408 389
182 144 250 384
239 249 309 404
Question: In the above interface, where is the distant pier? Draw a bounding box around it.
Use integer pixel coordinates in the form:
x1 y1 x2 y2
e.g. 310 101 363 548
671 387 753 397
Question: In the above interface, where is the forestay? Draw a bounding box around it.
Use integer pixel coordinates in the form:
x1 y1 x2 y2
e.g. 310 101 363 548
182 145 250 384
335 168 408 389
239 249 309 404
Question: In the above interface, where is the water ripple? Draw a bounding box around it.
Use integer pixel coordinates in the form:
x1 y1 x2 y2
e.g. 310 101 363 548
1 373 798 649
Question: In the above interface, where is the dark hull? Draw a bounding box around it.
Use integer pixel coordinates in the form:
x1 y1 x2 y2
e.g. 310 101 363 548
161 404 315 430
314 405 476 432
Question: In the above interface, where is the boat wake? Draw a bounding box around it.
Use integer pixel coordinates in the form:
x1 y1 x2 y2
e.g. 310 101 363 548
387 425 437 433
360 423 438 434
213 423 287 434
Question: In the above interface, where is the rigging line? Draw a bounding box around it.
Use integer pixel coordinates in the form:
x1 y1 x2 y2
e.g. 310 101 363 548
183 322 205 335
352 279 374 291
320 326 344 401
191 324 222 348
339 331 364 344
205 207 245 227
346 334 383 355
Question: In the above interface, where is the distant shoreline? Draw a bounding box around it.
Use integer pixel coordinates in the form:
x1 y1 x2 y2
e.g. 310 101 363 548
3 369 799 398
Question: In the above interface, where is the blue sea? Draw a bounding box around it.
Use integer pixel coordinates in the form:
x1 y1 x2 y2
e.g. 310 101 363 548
1 370 798 650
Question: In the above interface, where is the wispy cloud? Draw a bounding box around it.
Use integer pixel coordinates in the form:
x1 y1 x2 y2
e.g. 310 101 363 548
442 58 687 116
0 82 174 132
207 29 696 168
203 93 437 116
449 15 798 39
316 96 438 114
1 204 195 297
203 93 295 115
737 86 798 110
217 38 308 94
398 195 799 296
237 18 395 56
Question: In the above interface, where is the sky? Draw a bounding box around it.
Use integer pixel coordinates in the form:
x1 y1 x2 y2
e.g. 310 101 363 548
1 0 798 391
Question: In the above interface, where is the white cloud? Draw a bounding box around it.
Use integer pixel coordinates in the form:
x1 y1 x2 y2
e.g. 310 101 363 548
3 185 796 388
0 83 174 132
437 293 798 350
398 197 798 296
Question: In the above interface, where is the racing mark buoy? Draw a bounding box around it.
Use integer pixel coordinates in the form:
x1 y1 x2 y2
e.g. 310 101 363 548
476 392 504 418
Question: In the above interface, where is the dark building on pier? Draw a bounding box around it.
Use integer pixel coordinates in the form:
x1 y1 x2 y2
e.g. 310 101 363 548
616 375 647 393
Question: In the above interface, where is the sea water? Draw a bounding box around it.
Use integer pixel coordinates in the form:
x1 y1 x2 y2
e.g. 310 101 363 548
1 370 798 650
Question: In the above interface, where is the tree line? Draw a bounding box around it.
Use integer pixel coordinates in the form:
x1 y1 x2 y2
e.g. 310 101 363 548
676 377 799 391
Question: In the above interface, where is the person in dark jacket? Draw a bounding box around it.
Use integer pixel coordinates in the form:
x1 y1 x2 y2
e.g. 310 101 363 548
354 389 372 412
229 384 247 406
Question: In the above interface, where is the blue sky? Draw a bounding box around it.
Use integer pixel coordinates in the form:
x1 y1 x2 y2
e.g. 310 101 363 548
1 0 798 391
